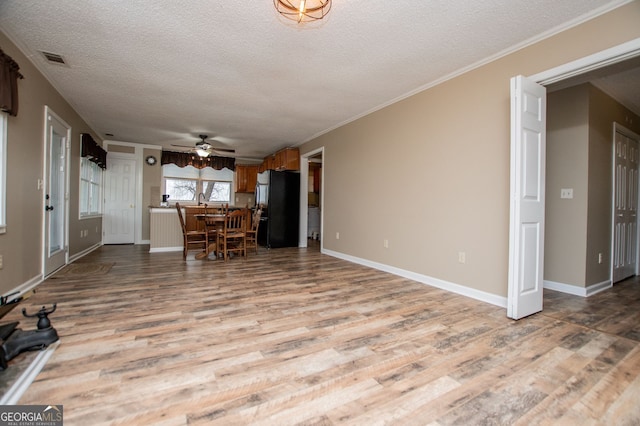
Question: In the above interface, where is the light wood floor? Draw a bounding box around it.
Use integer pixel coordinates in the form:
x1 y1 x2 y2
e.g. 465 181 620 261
3 244 640 425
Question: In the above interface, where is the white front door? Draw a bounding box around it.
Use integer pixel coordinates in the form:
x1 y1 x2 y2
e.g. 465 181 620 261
612 129 639 283
103 155 136 244
508 75 547 320
44 109 70 276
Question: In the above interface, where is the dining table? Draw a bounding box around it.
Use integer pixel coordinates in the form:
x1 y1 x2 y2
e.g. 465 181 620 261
193 213 226 260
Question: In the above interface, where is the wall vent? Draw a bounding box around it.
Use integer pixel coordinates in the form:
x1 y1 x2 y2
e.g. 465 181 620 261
40 51 67 66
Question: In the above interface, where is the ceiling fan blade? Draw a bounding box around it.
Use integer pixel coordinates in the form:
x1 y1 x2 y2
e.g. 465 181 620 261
170 143 195 148
211 147 236 153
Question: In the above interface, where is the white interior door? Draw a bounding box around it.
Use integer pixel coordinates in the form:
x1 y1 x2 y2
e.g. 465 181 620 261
508 75 547 320
44 109 70 276
103 155 136 244
612 129 639 283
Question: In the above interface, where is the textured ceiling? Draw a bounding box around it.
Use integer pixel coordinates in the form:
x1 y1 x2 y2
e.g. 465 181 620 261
0 0 635 160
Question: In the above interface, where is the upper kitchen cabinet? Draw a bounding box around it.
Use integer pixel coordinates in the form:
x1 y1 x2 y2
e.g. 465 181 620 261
259 147 300 172
235 164 259 193
275 148 300 171
260 155 275 173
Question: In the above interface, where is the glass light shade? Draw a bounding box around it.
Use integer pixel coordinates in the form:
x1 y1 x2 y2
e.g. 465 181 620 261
196 149 209 158
274 0 331 23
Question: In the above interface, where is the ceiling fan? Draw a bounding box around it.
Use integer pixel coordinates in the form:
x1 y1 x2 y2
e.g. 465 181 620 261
170 134 236 157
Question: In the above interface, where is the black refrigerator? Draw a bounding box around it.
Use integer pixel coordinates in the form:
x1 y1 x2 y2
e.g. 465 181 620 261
256 170 300 248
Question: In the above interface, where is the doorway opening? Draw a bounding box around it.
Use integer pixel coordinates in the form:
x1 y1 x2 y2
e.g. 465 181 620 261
299 147 324 251
508 38 640 318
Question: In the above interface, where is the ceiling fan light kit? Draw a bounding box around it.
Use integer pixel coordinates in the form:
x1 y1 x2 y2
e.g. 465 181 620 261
274 0 331 23
170 134 236 158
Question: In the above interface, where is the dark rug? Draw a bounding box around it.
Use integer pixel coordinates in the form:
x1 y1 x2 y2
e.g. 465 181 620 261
55 262 115 276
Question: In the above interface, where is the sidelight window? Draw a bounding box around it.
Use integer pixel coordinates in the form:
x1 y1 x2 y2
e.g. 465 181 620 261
79 156 103 217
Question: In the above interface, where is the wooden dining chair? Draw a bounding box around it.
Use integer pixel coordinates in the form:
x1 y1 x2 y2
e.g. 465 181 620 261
175 202 208 260
217 208 247 261
245 205 262 254
202 204 219 259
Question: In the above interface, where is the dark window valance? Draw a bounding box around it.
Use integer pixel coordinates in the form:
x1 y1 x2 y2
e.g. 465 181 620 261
81 133 107 169
161 150 235 171
0 48 24 117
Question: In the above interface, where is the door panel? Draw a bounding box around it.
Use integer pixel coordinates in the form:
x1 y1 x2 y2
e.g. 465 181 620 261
613 131 638 283
44 110 69 276
103 156 136 244
508 75 546 320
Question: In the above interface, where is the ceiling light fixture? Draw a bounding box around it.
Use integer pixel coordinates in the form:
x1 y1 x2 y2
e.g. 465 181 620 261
196 148 209 158
274 0 331 23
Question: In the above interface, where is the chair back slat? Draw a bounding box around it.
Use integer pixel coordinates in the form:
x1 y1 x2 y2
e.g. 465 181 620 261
224 209 246 233
175 202 186 232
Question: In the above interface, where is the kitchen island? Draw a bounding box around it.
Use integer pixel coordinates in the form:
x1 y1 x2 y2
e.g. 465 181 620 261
149 206 182 253
149 205 248 253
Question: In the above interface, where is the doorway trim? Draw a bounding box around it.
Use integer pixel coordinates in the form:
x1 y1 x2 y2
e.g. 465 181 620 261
299 147 324 249
529 38 640 84
103 151 137 244
508 37 640 314
42 106 71 278
103 140 161 244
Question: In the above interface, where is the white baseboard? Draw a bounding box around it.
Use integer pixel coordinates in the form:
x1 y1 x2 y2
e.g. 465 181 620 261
149 246 182 253
0 341 60 405
1 275 42 301
543 279 612 297
321 248 508 308
68 242 102 263
3 243 104 302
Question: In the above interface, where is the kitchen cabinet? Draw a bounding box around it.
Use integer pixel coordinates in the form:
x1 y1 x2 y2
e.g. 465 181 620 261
259 148 300 172
260 155 275 173
235 164 259 193
275 148 300 171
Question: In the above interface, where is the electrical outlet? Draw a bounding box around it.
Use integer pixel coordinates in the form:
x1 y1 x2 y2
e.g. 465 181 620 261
458 251 466 264
384 239 389 248
0 254 3 269
560 188 573 199
598 253 603 264
336 232 340 240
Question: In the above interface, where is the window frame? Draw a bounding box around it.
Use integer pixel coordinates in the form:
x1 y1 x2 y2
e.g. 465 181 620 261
162 164 234 205
79 154 104 219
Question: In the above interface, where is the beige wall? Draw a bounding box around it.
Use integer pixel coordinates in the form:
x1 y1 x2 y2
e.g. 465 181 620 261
143 147 162 241
300 2 640 298
0 30 102 295
545 84 640 289
546 85 590 287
